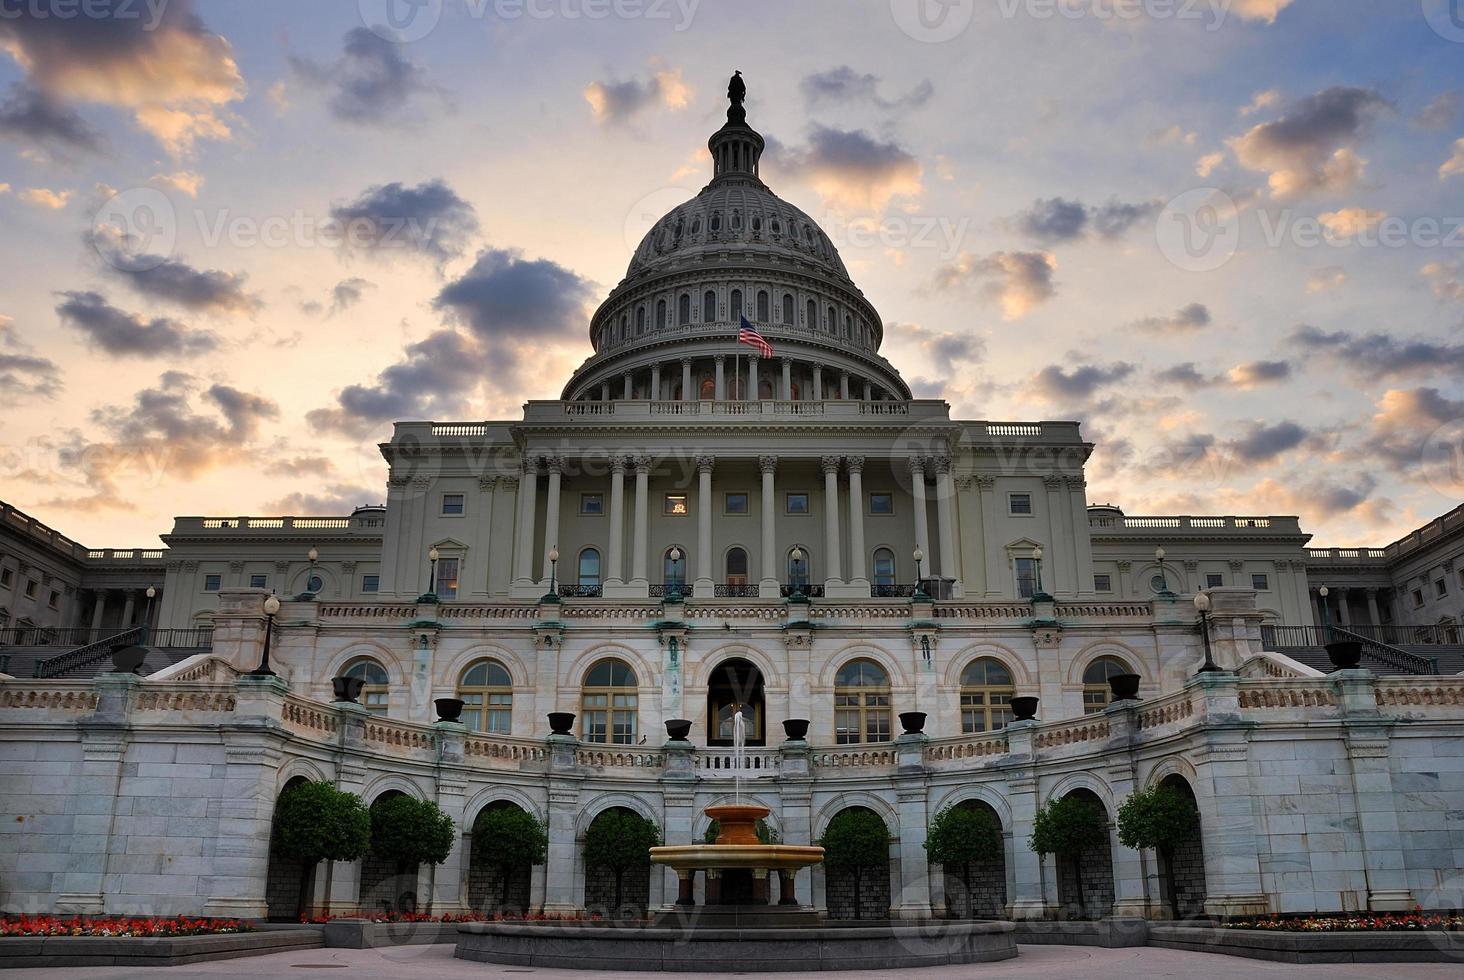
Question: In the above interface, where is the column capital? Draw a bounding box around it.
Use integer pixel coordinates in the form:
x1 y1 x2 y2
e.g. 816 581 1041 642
714 354 725 364
610 456 628 475
696 455 715 474
478 476 497 491
931 455 952 475
954 476 974 491
499 474 519 490
820 455 842 475
544 455 564 474
906 456 926 476
632 454 653 474
976 474 996 490
1042 474 1064 490
680 356 693 366
758 455 778 475
1364 586 1379 597
845 455 865 474
1063 477 1086 490
1228 558 1245 571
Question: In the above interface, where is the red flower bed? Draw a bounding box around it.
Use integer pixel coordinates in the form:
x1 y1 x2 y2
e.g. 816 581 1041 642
1 915 253 938
299 910 590 924
1226 912 1464 932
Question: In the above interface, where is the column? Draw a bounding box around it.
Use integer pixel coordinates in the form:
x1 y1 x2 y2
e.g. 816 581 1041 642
1336 588 1352 627
749 356 760 401
599 381 610 401
541 456 563 588
681 358 693 402
839 371 849 399
90 591 106 636
1365 588 1382 627
821 456 843 585
513 459 538 586
630 456 651 588
812 363 824 400
120 591 137 628
759 455 779 598
781 358 792 400
714 355 725 400
622 371 633 400
891 777 932 918
908 459 931 571
1043 476 1070 595
846 457 868 591
977 477 1004 598
695 456 714 593
471 477 496 597
650 363 661 401
1003 723 1050 918
606 459 626 586
934 457 958 586
1068 478 1096 596
863 380 872 401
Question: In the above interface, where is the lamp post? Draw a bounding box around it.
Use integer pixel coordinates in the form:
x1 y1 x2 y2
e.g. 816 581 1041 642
250 594 281 677
548 546 560 597
1318 585 1331 642
1154 545 1172 596
666 546 682 601
428 546 440 596
143 586 155 643
1193 592 1222 674
1032 545 1050 601
913 547 925 598
790 546 806 600
299 547 320 600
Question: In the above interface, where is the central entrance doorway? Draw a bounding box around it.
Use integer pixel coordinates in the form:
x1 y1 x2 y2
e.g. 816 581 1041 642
706 657 765 747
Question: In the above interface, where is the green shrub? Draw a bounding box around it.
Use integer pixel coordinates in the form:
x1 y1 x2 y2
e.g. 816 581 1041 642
271 781 370 917
583 810 661 914
1116 785 1199 852
472 807 549 908
370 795 456 874
1029 795 1108 918
818 808 889 920
924 805 1003 918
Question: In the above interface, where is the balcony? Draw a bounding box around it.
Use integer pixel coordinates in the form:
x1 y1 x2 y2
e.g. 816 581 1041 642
167 513 386 536
1088 514 1304 535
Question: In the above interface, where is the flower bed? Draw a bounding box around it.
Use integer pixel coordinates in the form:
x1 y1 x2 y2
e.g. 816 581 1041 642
0 916 253 938
1224 912 1464 932
300 911 586 924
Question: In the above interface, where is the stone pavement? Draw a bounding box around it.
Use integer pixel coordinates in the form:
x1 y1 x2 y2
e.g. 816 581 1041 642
1 943 1460 979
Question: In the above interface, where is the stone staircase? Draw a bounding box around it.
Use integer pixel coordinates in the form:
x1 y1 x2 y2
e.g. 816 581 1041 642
1268 642 1464 676
0 627 212 679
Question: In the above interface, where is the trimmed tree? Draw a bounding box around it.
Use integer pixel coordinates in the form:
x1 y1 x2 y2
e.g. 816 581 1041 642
472 807 549 911
1117 784 1200 917
819 808 889 920
1029 795 1108 918
369 795 457 910
923 804 1003 918
583 810 661 915
271 780 371 918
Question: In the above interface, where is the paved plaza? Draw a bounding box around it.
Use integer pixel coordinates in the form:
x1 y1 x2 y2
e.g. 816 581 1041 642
2 944 1460 980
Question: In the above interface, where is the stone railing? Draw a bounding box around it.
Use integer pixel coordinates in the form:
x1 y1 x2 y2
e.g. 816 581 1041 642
931 604 1049 620
1088 515 1300 534
923 733 1007 764
575 748 665 769
282 696 340 739
0 684 99 711
1055 602 1154 619
1236 681 1337 710
695 748 781 776
149 654 239 683
1373 678 1464 711
132 687 236 713
463 734 547 767
1237 652 1322 679
1032 717 1110 749
1136 693 1194 731
364 718 436 753
810 746 899 768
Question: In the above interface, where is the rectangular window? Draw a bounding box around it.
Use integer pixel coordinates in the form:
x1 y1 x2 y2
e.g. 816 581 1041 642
48 590 60 609
580 492 603 515
1413 589 1425 608
0 568 11 588
664 494 689 516
785 492 810 515
724 492 749 515
1251 574 1270 591
249 574 268 589
441 493 465 515
361 574 380 593
1008 492 1033 516
1436 578 1449 598
1206 573 1224 588
203 574 221 592
436 558 460 599
868 492 894 515
1015 558 1037 599
23 580 37 598
1094 574 1112 592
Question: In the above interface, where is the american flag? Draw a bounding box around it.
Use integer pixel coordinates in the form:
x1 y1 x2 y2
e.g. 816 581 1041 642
738 315 773 358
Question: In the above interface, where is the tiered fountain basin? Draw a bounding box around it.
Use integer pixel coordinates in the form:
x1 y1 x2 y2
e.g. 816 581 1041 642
455 801 1017 971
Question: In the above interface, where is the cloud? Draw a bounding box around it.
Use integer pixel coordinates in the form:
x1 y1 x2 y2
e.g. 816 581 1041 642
1226 360 1293 387
331 277 374 314
19 187 69 209
1415 91 1460 130
152 170 203 197
799 67 932 111
1306 265 1347 293
0 317 61 397
329 178 480 264
1134 302 1211 334
932 250 1056 319
0 83 101 151
1231 0 1295 24
1421 260 1464 303
1227 86 1389 199
770 125 922 211
288 27 431 125
1440 139 1464 181
433 247 595 348
1153 362 1213 389
0 0 244 155
264 484 377 516
1318 206 1386 238
1032 361 1135 401
1240 89 1282 117
54 290 218 357
1010 196 1161 243
583 66 690 125
1290 324 1464 377
897 322 986 366
1364 387 1464 468
264 455 336 478
88 230 261 314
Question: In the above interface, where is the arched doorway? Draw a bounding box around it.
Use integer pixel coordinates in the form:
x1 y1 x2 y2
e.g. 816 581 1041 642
1157 775 1207 919
264 776 313 921
822 806 891 920
468 801 534 914
359 790 417 913
707 657 765 746
943 799 1007 919
1054 789 1114 920
583 806 654 916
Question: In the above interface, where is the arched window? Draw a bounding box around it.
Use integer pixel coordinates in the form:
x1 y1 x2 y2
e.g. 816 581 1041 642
1082 656 1133 714
703 290 716 323
458 659 512 734
635 307 646 334
343 657 389 716
663 548 686 588
619 314 627 341
834 659 891 744
710 211 722 232
725 547 749 587
872 547 896 593
699 376 715 399
756 290 770 322
826 306 836 332
656 299 667 329
578 548 601 587
844 314 852 339
806 298 816 328
582 658 638 744
960 659 1015 733
678 294 691 325
731 210 742 230
730 289 743 319
782 293 794 324
787 547 812 591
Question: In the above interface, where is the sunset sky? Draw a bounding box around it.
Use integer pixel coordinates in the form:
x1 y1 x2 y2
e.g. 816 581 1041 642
1 0 1462 549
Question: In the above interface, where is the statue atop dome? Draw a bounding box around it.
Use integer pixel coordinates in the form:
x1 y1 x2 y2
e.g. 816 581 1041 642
726 70 747 124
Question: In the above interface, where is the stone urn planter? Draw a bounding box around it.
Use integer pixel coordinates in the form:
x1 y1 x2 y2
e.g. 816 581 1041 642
782 718 810 741
547 711 576 736
434 698 465 723
1108 673 1142 701
110 644 148 674
1010 696 1039 721
331 675 365 703
1325 641 1363 670
899 711 927 735
665 719 692 741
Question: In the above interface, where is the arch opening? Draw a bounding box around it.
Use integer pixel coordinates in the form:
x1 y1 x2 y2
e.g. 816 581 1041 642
706 657 765 747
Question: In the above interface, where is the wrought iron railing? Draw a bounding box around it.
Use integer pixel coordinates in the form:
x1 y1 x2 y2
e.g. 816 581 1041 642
649 583 695 598
557 585 603 598
780 584 826 598
33 626 144 678
872 583 916 598
714 584 761 597
1261 625 1436 675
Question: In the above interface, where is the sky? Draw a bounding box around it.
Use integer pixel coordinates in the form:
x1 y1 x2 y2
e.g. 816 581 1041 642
1 0 1462 549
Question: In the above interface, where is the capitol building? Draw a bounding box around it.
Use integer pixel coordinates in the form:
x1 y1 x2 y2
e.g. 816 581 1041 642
1 85 1462 927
